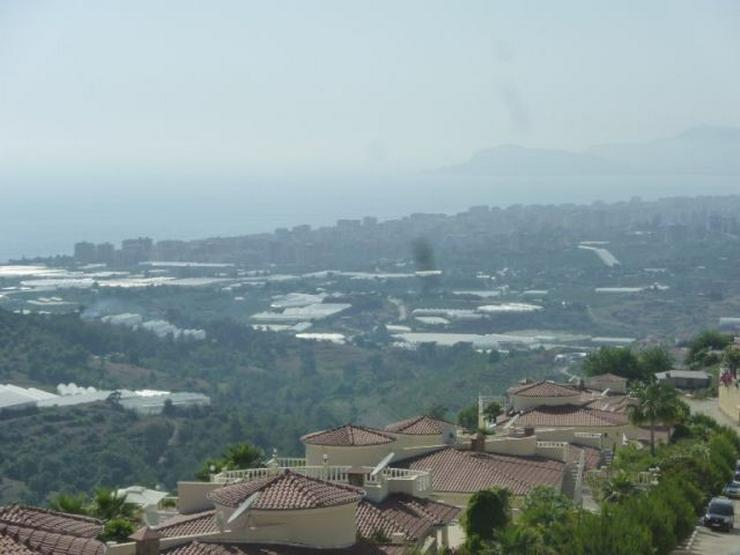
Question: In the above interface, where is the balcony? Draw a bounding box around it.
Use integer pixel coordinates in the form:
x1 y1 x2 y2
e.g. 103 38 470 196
211 462 431 502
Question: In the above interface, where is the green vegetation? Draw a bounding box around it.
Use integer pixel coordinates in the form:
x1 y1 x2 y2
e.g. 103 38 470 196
195 442 264 481
627 382 684 456
0 308 553 505
457 404 479 432
463 487 511 551
583 345 673 382
686 330 733 367
459 411 740 554
482 402 502 424
723 345 740 378
49 487 139 543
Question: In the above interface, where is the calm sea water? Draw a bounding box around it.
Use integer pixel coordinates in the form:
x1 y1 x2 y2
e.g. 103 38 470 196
1 173 737 262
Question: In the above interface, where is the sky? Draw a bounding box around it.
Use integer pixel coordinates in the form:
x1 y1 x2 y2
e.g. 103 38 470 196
1 0 739 179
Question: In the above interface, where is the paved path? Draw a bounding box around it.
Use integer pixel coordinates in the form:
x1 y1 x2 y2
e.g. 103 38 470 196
685 496 740 554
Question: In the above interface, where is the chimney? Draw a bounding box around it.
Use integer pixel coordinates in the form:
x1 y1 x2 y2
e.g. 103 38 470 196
472 431 486 452
129 526 161 555
346 466 366 488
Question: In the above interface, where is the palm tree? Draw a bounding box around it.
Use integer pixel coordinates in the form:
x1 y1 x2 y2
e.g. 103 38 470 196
493 525 551 555
223 443 263 470
49 493 90 515
90 487 139 521
627 381 681 456
601 470 637 503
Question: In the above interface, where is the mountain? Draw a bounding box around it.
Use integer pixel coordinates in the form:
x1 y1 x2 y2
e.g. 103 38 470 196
439 145 624 176
441 126 740 176
588 125 740 175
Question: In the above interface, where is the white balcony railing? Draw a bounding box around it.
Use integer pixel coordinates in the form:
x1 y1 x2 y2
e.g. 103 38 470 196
211 464 431 494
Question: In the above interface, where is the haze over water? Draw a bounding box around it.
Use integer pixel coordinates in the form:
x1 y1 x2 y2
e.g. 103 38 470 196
3 173 737 262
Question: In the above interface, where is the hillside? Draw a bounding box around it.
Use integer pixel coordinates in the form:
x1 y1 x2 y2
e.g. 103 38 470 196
442 126 740 176
0 309 554 504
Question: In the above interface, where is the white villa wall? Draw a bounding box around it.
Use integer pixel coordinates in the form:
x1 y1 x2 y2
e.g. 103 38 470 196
304 443 393 466
719 384 740 424
177 481 221 514
483 435 537 457
219 503 358 548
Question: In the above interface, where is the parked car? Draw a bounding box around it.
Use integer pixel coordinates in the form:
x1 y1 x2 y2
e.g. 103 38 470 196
703 497 735 532
723 481 740 499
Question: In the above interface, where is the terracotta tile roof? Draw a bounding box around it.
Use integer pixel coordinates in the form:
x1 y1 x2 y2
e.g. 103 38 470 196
384 415 451 435
510 405 629 428
153 510 218 538
0 535 39 555
508 381 581 398
207 470 364 510
0 521 105 555
301 425 395 446
0 506 103 539
163 540 406 555
356 494 459 542
584 395 632 414
402 448 565 496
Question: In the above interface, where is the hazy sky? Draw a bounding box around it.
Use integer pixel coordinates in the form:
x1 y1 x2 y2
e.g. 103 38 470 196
1 0 739 175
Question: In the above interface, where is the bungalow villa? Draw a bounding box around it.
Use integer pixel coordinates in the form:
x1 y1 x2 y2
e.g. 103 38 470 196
0 407 612 554
499 379 670 448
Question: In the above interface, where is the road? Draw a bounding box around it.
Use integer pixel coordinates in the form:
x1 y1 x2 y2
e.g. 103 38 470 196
677 397 739 554
685 496 740 554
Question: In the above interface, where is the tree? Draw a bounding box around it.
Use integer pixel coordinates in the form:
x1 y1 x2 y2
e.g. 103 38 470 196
637 346 673 376
464 487 511 547
602 470 638 503
518 486 573 530
426 403 448 421
49 492 89 515
482 402 503 426
89 487 138 521
723 346 740 379
493 525 550 555
687 330 732 367
223 443 263 470
99 518 135 542
196 442 264 480
628 382 682 456
457 404 479 432
583 347 641 381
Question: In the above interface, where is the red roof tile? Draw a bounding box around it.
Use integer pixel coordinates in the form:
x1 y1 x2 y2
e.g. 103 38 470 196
301 425 395 446
163 541 405 555
510 405 628 428
0 506 103 539
153 510 218 538
0 535 39 555
508 381 581 398
207 470 364 510
384 416 451 435
0 521 105 555
403 448 565 496
356 494 459 542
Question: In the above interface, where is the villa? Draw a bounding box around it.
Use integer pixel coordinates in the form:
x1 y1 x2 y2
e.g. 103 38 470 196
0 398 620 554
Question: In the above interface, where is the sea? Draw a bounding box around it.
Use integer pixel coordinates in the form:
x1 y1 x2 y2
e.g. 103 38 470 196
1 173 737 262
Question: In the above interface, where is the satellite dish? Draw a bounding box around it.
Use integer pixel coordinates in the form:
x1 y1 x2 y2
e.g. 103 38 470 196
370 452 395 477
227 492 260 524
142 507 160 527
